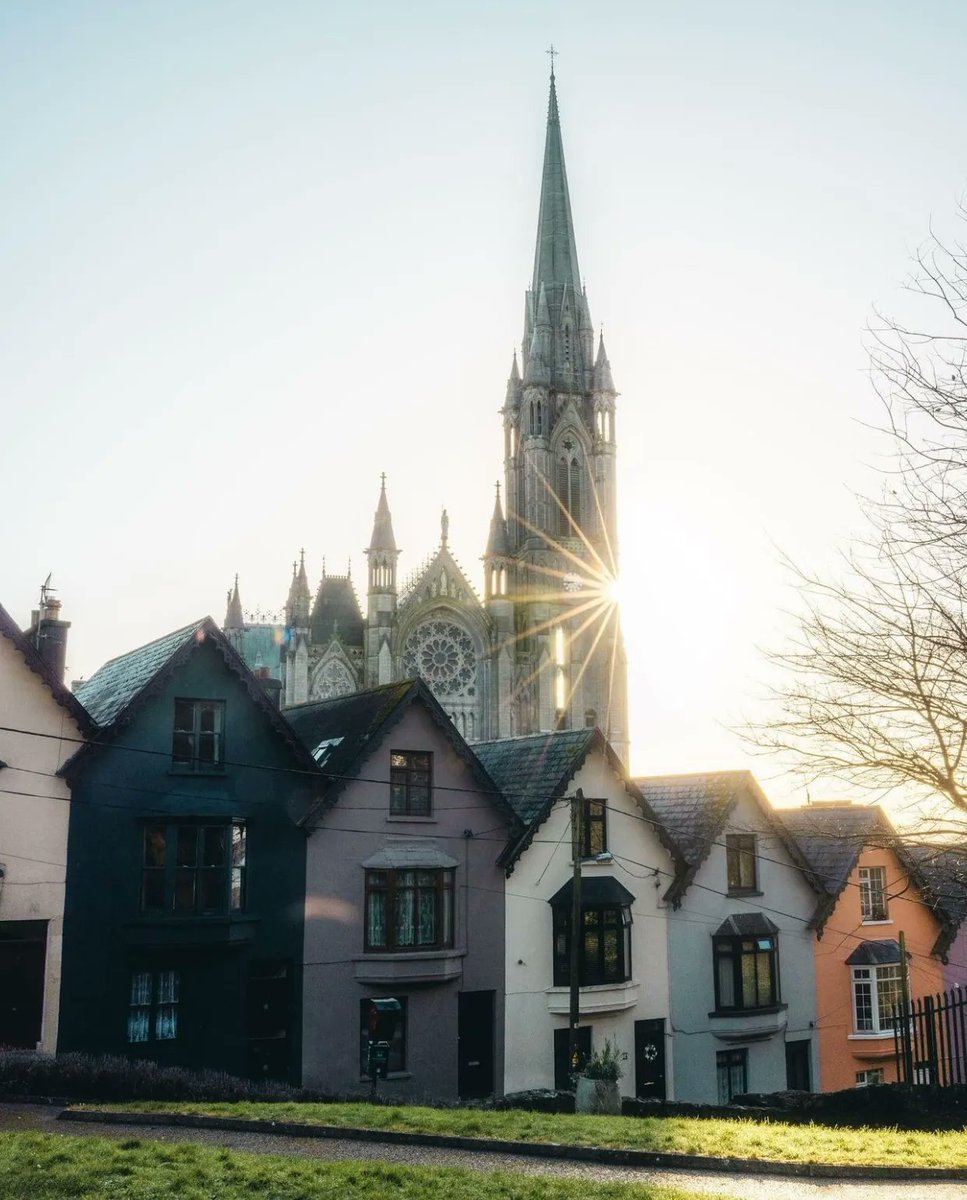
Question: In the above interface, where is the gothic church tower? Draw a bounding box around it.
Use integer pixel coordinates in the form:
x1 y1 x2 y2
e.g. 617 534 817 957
493 70 628 760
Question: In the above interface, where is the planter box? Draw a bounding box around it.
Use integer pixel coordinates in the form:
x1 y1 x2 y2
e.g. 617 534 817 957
575 1076 621 1115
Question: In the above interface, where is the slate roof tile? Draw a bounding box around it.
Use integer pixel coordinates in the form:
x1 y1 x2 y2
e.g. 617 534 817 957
473 729 596 824
775 805 893 897
73 621 205 726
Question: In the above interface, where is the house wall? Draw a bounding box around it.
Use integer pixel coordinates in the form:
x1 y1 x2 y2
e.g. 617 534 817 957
59 639 311 1082
667 793 819 1104
301 704 508 1099
815 846 944 1092
0 634 82 1052
942 926 967 991
503 750 673 1096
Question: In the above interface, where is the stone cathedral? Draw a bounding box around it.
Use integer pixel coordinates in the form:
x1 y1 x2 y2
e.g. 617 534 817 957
224 72 629 762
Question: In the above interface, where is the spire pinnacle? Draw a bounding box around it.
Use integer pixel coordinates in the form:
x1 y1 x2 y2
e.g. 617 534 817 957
368 475 398 554
485 482 510 558
224 574 244 631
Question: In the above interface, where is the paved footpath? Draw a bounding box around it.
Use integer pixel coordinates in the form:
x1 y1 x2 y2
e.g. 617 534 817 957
1 1103 966 1200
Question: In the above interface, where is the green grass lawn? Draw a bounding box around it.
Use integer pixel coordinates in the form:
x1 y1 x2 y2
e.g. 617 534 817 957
0 1132 735 1200
90 1099 967 1168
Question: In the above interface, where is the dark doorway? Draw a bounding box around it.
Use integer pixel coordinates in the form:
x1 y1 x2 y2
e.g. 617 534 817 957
553 1025 592 1090
458 990 495 1098
0 921 47 1048
634 1018 667 1100
246 959 291 1081
785 1038 812 1091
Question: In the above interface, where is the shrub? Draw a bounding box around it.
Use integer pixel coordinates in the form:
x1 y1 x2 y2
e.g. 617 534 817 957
0 1048 332 1105
581 1038 627 1082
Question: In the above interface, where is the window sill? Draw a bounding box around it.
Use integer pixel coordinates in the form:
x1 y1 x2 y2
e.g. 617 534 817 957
385 815 437 824
726 889 763 898
353 948 465 985
708 1005 788 1042
860 919 893 926
167 767 227 777
573 853 614 867
847 1032 894 1041
545 980 639 1015
360 1071 412 1082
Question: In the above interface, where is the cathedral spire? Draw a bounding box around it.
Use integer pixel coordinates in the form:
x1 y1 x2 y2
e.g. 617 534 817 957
532 70 582 303
368 473 397 554
286 550 311 627
224 574 244 630
594 330 616 393
485 483 510 558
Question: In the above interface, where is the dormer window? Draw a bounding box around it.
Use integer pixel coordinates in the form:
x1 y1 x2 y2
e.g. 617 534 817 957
859 866 888 921
726 834 758 894
172 699 224 771
389 751 432 816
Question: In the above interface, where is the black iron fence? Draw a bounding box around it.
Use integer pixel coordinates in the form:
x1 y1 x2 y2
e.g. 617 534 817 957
895 987 967 1085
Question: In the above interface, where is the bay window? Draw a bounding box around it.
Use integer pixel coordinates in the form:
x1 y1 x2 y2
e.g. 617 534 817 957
365 868 454 952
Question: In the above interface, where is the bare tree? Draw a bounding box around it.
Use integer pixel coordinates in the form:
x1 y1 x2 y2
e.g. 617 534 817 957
751 210 967 827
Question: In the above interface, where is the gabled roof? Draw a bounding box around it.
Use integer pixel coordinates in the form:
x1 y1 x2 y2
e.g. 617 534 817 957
637 770 824 908
906 846 967 934
0 601 94 735
284 678 520 834
64 616 321 780
476 728 684 876
776 803 954 940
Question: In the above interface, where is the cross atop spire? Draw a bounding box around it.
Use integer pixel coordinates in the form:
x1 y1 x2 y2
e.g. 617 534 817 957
546 43 558 78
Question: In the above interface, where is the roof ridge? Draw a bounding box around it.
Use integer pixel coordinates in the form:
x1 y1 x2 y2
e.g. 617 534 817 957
80 618 206 677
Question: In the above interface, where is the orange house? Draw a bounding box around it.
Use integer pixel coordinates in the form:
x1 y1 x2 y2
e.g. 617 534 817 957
780 803 948 1092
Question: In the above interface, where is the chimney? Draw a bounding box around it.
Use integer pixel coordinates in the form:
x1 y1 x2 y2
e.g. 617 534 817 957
31 581 70 684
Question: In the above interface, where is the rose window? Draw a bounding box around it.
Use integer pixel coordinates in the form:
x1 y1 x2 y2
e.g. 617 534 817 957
402 620 476 697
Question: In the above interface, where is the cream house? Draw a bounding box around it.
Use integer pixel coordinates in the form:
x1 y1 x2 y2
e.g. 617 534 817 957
0 597 91 1052
476 729 681 1098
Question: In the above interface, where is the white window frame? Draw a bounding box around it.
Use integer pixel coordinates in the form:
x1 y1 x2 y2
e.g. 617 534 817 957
855 1067 885 1087
859 865 888 922
851 962 903 1035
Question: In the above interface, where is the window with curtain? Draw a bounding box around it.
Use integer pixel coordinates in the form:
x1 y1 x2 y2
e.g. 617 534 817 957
364 868 454 952
127 969 180 1043
713 934 779 1011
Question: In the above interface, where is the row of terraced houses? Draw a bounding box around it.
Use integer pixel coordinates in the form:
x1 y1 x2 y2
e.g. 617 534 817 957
3 595 966 1104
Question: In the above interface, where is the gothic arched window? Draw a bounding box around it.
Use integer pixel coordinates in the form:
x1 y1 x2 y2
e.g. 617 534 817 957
556 440 582 534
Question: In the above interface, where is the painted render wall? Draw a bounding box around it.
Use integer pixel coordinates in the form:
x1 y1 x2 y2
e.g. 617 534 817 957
0 633 82 1052
301 704 508 1099
814 846 944 1092
503 750 674 1096
666 793 819 1104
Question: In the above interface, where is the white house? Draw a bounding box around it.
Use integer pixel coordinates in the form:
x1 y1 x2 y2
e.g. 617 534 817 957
476 729 682 1098
638 772 822 1104
0 597 91 1052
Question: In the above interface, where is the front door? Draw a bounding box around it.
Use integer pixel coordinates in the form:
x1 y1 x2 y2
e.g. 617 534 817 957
785 1039 811 1091
246 959 291 1081
634 1017 667 1101
553 1025 592 1090
0 921 47 1048
458 990 494 1098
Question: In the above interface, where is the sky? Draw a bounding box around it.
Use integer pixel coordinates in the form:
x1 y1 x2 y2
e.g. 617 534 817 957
4 0 967 806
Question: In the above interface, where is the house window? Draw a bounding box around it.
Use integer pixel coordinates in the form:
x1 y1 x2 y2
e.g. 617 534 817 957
726 834 758 893
852 963 903 1034
572 797 607 859
716 1048 747 1104
359 997 407 1076
389 751 432 816
127 969 179 1043
172 699 224 771
365 868 454 952
713 934 779 1011
552 904 632 987
859 866 888 921
140 821 246 915
856 1067 885 1087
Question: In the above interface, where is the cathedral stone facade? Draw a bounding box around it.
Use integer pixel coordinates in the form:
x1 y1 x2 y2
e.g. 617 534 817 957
224 72 629 761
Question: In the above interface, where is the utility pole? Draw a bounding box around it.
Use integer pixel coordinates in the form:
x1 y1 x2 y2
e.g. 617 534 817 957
568 788 584 1079
898 928 913 1083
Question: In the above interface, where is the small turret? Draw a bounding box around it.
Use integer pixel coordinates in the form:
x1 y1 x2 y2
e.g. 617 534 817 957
285 551 311 627
365 475 400 688
224 575 244 630
504 350 522 407
367 474 399 591
593 332 616 393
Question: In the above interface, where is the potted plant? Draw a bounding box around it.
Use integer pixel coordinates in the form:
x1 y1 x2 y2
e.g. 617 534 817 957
575 1036 626 1114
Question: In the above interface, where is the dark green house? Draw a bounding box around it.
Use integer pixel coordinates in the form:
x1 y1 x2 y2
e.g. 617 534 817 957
59 618 321 1083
